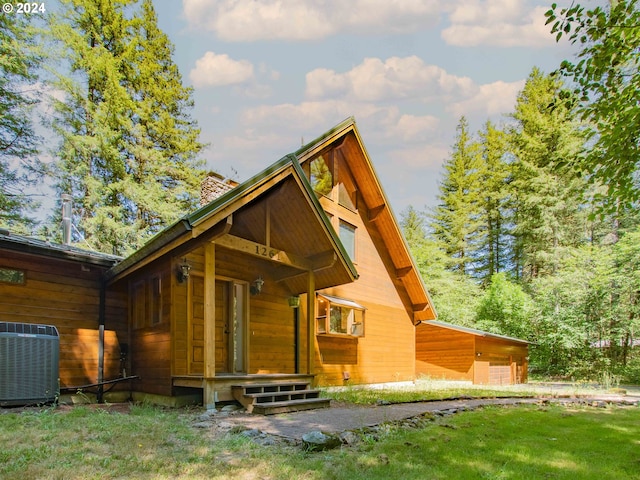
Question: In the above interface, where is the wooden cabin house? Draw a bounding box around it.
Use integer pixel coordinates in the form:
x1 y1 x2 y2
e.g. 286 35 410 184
0 118 437 410
416 320 528 385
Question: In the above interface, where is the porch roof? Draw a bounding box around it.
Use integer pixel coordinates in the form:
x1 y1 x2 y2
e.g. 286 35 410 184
105 154 358 292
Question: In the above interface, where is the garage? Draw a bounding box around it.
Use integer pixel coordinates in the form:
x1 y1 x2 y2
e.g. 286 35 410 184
415 320 529 385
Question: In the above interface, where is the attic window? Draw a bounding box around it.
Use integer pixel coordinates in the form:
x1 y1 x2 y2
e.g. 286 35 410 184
310 155 333 197
0 267 25 285
316 294 365 337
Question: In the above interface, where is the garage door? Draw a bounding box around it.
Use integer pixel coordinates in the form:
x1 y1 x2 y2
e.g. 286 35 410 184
489 360 511 385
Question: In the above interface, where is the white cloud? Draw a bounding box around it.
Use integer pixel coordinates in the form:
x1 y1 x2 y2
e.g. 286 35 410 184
189 52 254 88
447 79 525 117
442 1 555 47
305 56 475 103
182 0 444 41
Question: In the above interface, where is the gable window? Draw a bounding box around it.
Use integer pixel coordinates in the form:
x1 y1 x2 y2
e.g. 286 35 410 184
310 155 333 197
336 161 357 211
0 267 25 285
316 294 365 337
339 220 356 261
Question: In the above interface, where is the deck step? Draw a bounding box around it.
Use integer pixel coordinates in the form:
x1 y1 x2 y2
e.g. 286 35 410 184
231 381 330 415
252 398 331 415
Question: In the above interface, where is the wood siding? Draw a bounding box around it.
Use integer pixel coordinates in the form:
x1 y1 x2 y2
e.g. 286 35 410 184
171 245 302 380
0 251 127 389
304 192 417 386
415 324 475 381
415 323 528 385
125 258 172 396
474 336 528 385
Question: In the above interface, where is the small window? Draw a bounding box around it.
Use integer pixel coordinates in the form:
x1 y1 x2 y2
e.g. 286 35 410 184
310 155 333 197
339 220 356 261
337 162 357 210
316 294 365 337
0 267 25 284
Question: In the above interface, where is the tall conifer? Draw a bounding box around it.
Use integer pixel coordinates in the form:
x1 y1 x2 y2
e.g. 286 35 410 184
0 13 42 230
430 117 483 275
509 68 585 280
49 0 204 254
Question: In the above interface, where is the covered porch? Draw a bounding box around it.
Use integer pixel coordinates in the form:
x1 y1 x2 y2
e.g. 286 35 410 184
167 158 358 408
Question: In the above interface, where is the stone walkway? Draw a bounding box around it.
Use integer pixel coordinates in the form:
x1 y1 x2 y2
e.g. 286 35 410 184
211 394 638 441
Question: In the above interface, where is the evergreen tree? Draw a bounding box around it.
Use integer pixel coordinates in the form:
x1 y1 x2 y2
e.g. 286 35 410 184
430 117 483 275
48 0 204 254
401 206 481 326
0 12 42 231
122 0 205 235
476 121 511 283
508 68 586 280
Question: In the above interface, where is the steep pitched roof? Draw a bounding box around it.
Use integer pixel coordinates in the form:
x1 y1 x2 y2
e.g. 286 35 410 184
295 117 437 322
106 154 358 292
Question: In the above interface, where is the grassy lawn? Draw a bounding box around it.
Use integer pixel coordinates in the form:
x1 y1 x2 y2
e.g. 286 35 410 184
1 401 638 479
321 384 536 405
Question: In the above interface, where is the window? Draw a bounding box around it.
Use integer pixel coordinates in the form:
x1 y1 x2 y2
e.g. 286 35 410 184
0 267 25 285
310 155 333 197
339 220 356 261
316 294 365 337
131 275 163 329
337 162 357 210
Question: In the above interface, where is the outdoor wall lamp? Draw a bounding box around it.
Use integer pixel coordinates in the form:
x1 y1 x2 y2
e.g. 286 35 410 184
250 276 264 295
177 260 191 283
288 295 300 308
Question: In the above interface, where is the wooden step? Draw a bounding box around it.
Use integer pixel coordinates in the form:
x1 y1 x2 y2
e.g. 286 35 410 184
252 398 331 415
231 381 330 415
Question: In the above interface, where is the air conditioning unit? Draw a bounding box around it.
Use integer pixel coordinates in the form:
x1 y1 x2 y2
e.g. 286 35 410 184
0 322 60 406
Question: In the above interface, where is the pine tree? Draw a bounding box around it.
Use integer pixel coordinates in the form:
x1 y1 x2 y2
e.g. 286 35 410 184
401 206 482 326
0 12 42 231
122 0 205 235
430 117 483 275
476 121 511 283
508 68 586 280
48 0 205 254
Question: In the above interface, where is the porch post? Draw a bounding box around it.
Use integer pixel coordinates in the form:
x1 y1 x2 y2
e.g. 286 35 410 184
306 270 315 377
204 242 216 409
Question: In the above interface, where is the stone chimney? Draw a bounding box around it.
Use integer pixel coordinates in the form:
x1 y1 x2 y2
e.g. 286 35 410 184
200 172 237 206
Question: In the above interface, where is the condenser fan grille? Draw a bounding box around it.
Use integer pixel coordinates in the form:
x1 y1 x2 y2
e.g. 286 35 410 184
0 322 59 406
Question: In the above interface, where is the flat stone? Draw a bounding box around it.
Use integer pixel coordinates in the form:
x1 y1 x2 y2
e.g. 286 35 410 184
302 431 342 451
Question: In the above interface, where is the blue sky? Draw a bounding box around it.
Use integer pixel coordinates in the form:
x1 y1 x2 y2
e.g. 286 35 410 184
29 1 578 223
150 0 577 218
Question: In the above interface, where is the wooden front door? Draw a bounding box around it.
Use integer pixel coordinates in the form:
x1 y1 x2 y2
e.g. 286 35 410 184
188 274 205 375
215 279 248 374
215 279 229 373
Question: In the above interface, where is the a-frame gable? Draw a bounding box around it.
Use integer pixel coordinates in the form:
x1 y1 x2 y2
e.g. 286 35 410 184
296 117 437 322
106 155 357 291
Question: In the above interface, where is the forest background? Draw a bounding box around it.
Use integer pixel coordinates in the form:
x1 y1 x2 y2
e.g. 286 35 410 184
1 1 639 382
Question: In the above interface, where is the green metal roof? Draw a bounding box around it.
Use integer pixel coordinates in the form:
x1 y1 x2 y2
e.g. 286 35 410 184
106 152 358 281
